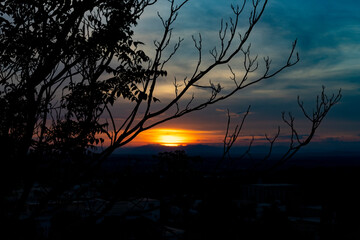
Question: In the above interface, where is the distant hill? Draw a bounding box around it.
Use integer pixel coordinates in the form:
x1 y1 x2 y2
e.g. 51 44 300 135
110 141 360 169
112 144 223 157
114 141 360 156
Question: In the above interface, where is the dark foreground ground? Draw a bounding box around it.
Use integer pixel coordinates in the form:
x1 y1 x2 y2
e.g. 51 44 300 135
2 151 360 240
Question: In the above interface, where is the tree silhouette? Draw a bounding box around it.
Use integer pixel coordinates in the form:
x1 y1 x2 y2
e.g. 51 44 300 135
0 0 341 226
0 0 303 163
0 0 157 220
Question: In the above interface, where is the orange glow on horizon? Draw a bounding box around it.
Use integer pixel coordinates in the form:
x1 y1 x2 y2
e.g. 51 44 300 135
133 128 224 146
95 128 224 147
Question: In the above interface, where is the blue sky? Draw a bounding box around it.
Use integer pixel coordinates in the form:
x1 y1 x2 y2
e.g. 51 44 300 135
125 0 360 146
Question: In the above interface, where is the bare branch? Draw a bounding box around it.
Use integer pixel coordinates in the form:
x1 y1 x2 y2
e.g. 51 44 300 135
215 106 251 171
269 87 342 170
191 33 202 79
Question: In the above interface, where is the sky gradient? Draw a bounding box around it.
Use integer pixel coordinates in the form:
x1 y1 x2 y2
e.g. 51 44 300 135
115 0 360 147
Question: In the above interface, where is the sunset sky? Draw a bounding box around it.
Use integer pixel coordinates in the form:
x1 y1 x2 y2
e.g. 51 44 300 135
115 0 360 147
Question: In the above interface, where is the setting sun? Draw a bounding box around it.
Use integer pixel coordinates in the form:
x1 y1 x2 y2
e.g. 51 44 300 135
155 129 190 146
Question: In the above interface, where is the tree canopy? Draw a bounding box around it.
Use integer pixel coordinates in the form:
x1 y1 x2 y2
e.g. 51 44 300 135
0 0 157 158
